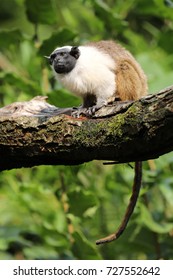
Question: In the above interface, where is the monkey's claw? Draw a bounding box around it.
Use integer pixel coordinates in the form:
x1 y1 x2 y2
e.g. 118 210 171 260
72 106 97 118
71 107 88 118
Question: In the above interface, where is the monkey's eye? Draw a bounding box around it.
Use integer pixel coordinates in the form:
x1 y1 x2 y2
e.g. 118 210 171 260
59 52 65 56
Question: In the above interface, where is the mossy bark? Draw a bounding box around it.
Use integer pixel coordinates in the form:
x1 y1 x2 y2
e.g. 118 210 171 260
0 86 173 171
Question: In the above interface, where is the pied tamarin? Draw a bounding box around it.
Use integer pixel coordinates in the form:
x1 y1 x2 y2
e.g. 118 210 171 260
46 40 148 244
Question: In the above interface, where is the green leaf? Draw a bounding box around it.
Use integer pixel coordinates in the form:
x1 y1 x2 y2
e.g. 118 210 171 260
134 0 173 20
24 245 58 259
0 72 40 97
44 233 69 248
72 231 102 260
159 181 173 207
39 28 77 56
158 30 173 53
139 204 173 234
25 0 57 25
47 89 80 108
0 29 23 50
93 0 127 33
68 189 98 218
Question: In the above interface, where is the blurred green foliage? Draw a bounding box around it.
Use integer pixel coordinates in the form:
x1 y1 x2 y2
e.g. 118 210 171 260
0 0 173 260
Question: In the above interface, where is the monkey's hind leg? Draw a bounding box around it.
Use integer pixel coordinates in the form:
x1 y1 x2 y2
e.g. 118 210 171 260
96 161 142 245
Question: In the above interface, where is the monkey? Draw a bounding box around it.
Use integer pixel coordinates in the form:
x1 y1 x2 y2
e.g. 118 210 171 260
46 40 148 244
46 40 147 116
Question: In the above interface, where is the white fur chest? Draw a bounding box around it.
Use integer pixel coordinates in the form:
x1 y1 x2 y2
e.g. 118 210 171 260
54 46 116 99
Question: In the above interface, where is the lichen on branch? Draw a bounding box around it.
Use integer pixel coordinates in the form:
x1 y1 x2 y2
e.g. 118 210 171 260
0 85 173 171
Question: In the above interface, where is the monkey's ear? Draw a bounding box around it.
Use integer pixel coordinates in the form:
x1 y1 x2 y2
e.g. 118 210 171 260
70 46 80 59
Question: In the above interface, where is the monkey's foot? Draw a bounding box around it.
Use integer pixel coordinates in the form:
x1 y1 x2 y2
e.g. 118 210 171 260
72 105 100 118
72 107 88 118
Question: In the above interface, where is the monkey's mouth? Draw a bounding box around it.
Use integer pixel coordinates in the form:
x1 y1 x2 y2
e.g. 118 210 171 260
53 61 73 74
53 63 66 74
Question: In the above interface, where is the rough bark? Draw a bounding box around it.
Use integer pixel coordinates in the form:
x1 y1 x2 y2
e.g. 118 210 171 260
0 85 173 171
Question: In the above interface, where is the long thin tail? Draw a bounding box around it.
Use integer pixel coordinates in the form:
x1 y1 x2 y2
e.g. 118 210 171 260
96 161 142 245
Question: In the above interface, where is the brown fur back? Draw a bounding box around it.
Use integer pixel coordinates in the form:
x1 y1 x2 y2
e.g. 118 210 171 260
86 40 148 101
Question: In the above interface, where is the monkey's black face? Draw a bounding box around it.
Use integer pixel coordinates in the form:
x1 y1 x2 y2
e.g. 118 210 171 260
48 46 80 74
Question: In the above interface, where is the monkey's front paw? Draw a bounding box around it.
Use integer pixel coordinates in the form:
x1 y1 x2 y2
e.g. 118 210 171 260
71 107 88 118
86 106 97 116
71 105 100 118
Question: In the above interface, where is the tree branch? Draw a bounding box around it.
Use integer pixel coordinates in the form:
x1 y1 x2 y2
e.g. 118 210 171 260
0 85 173 171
